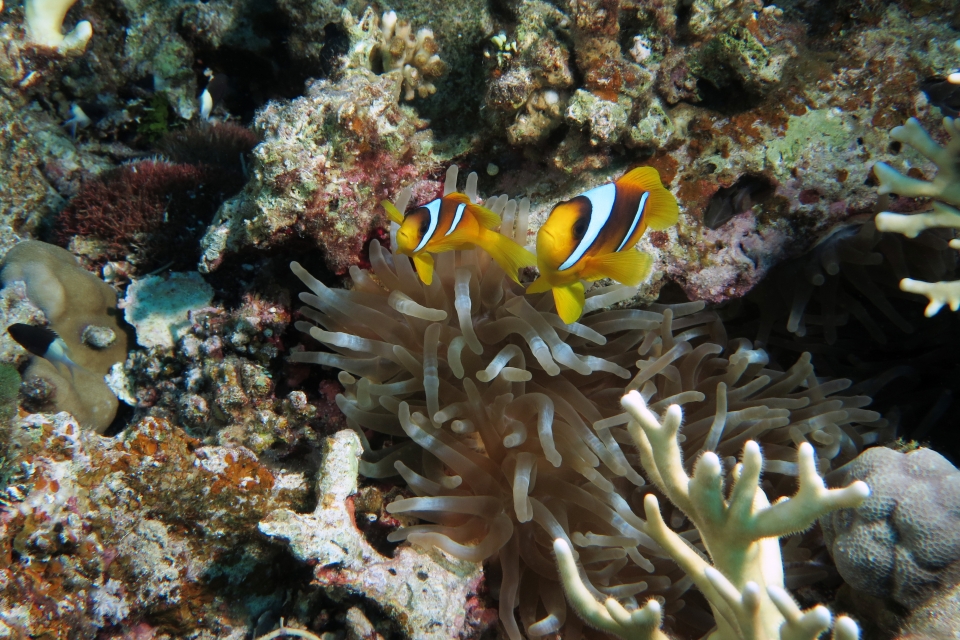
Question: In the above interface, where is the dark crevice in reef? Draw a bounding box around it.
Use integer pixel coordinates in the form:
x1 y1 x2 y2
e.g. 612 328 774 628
694 76 765 115
184 6 325 124
703 174 777 229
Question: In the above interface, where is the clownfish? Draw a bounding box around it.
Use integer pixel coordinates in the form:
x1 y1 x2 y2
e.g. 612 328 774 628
526 167 679 324
382 193 536 285
8 324 79 377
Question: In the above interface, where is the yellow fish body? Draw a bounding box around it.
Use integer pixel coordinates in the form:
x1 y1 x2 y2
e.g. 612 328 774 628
383 192 535 285
526 167 679 324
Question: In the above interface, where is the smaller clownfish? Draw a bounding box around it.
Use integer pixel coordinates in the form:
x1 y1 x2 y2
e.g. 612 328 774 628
527 167 679 324
382 193 536 285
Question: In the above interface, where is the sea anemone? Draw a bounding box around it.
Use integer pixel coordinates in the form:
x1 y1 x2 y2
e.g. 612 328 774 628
290 167 889 638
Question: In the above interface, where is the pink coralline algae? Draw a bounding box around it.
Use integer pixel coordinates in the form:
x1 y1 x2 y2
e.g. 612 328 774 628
199 70 443 276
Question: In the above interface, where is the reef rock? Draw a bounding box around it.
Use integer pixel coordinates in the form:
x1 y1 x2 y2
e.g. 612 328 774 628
199 70 443 276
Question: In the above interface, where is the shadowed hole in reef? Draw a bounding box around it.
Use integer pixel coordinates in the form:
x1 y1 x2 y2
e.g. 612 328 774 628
186 11 349 123
695 76 764 115
703 174 776 229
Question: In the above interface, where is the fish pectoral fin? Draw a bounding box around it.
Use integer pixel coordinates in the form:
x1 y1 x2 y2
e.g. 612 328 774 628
525 274 553 294
477 230 537 283
553 282 586 324
413 253 435 285
617 167 679 231
381 200 405 225
587 250 653 287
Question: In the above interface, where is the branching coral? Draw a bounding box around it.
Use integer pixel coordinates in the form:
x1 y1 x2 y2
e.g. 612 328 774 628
343 8 446 101
290 168 886 639
555 391 867 640
874 42 960 316
23 0 92 52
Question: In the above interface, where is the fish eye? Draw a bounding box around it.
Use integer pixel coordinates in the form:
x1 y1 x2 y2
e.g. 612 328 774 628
419 220 430 237
573 218 588 241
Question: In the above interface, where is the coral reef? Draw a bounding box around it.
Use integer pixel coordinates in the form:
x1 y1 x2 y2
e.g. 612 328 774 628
260 429 496 640
342 9 447 102
1 0 959 636
199 70 443 276
23 0 92 52
1 241 127 431
554 389 865 640
122 271 215 349
875 108 960 315
57 159 246 274
822 446 960 610
288 173 888 638
0 412 309 637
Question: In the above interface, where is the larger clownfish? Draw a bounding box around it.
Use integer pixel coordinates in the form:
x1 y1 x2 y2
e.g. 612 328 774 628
526 167 679 324
383 193 536 285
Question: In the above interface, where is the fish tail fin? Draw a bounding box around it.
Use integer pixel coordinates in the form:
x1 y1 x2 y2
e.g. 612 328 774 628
618 166 679 231
413 253 435 285
477 229 536 283
381 199 405 225
553 282 586 324
585 249 653 287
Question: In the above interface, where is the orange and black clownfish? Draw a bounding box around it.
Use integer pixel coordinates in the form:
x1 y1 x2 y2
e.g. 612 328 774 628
382 193 536 285
526 167 679 324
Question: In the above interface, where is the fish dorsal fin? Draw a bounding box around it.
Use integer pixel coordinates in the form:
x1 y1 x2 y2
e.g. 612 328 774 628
413 252 435 285
446 192 502 230
381 200 405 225
586 249 653 287
617 167 679 231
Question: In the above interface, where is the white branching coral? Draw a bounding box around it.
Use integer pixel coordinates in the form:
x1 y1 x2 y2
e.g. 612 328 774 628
874 41 960 316
290 167 886 639
342 8 446 101
554 391 868 640
24 0 92 52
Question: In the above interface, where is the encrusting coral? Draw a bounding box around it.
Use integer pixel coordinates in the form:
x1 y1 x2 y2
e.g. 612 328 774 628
290 167 884 639
875 41 960 316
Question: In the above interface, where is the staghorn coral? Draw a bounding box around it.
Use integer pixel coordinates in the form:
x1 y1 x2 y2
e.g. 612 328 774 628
289 169 888 639
23 0 92 52
555 389 866 640
874 48 960 316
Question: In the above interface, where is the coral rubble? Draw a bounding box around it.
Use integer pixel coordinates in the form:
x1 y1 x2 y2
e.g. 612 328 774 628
260 429 496 640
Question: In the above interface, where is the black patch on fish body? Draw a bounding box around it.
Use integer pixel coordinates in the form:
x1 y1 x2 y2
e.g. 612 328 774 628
921 77 960 117
8 324 57 358
205 74 231 108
